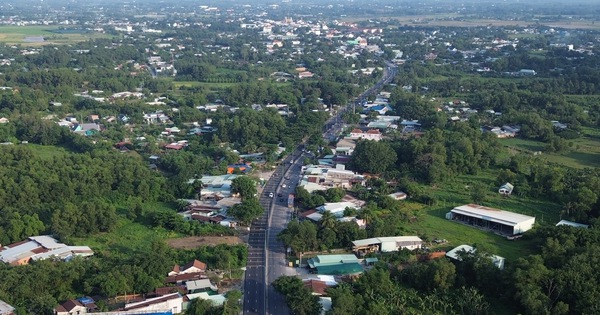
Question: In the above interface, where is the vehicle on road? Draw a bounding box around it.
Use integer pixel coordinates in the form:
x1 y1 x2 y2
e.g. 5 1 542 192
269 192 274 198
282 184 287 188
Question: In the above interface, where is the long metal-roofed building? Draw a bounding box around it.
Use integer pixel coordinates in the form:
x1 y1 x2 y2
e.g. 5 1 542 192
352 236 423 255
0 235 94 266
446 204 535 235
306 254 363 275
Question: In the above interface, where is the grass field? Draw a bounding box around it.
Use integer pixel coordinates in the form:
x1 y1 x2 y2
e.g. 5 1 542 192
345 15 600 30
407 208 537 261
71 202 183 254
399 170 562 261
0 25 109 45
502 136 600 169
23 143 69 159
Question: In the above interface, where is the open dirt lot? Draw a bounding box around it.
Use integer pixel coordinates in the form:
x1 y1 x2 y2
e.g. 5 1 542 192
166 236 245 249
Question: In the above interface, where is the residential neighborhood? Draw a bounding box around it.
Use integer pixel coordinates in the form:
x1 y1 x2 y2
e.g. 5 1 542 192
0 0 599 314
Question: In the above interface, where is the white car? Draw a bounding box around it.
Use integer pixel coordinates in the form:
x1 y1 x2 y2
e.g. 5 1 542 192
269 192 274 198
282 184 287 188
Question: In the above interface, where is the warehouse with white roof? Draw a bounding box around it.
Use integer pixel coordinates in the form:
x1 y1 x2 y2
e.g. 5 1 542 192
446 204 535 235
352 236 423 254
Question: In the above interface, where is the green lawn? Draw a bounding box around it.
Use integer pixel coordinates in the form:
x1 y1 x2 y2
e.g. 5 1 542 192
25 143 70 159
71 202 183 254
406 209 537 261
502 137 600 169
398 170 563 261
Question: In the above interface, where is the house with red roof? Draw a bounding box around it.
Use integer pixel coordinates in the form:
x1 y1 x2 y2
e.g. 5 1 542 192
168 259 207 277
54 297 97 315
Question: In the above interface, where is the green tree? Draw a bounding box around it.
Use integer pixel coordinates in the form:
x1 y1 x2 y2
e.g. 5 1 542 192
319 211 337 232
231 176 257 201
278 220 319 262
273 276 321 315
223 290 242 315
227 198 263 225
470 182 488 204
350 140 397 174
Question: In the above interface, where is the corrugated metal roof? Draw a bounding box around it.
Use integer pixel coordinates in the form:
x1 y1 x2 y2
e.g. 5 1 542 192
352 236 422 247
556 220 589 228
185 279 216 291
0 299 15 314
0 241 39 263
451 204 534 226
29 235 67 249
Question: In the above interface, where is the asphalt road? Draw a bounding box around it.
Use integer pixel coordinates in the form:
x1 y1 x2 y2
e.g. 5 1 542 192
243 61 397 315
243 151 303 315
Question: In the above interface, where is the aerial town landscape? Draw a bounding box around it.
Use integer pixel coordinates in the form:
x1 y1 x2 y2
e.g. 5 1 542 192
0 0 599 314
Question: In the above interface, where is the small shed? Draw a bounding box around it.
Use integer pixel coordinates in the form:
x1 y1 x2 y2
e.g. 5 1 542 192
556 220 589 228
498 183 514 195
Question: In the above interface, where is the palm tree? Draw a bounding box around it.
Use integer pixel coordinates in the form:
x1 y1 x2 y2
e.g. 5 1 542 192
359 205 377 227
319 210 337 231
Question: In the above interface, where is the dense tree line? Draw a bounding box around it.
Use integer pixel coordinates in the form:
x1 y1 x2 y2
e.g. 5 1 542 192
363 124 501 184
0 146 166 244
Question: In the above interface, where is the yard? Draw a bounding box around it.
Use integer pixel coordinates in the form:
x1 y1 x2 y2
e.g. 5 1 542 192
398 170 563 261
406 207 537 261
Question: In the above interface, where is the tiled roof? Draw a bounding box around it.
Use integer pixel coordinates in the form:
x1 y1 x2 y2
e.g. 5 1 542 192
304 279 328 295
183 259 207 271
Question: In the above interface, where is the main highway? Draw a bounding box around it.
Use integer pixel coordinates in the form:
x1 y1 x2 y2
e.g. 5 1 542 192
243 61 397 314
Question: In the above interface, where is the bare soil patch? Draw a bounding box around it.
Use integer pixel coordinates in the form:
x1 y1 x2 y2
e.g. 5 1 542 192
166 236 245 249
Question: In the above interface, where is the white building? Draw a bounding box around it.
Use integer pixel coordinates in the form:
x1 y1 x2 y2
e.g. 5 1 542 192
446 244 505 269
349 129 383 141
0 236 93 266
446 204 535 235
352 236 423 254
0 299 15 315
318 202 359 217
123 293 183 314
556 220 589 228
498 183 514 195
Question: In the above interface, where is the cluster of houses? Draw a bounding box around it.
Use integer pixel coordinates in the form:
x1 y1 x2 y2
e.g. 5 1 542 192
297 190 407 229
54 259 224 315
0 235 93 266
179 202 238 228
299 165 366 191
296 235 425 312
56 117 103 136
148 55 176 76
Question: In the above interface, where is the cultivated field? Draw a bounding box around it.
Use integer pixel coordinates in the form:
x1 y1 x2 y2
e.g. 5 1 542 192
0 25 109 45
345 15 600 30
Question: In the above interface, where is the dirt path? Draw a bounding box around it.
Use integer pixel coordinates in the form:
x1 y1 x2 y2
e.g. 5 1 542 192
166 236 245 249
